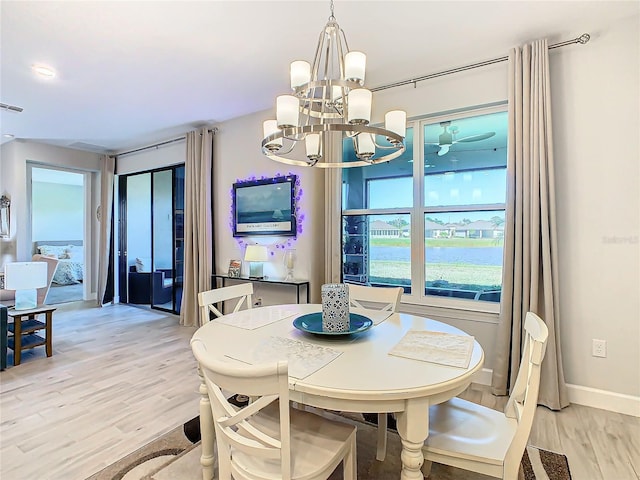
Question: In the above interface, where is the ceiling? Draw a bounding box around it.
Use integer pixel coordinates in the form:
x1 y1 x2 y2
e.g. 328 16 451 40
1 1 637 154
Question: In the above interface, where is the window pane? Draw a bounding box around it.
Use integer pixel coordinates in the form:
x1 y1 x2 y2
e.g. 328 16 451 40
343 127 414 210
369 177 413 209
424 211 504 302
425 168 507 207
342 214 411 293
423 112 507 179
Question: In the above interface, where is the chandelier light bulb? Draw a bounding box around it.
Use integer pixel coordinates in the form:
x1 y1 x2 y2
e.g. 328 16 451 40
347 88 372 124
345 51 366 84
356 133 375 159
276 95 300 128
263 120 282 152
305 133 322 163
385 110 407 143
290 60 311 89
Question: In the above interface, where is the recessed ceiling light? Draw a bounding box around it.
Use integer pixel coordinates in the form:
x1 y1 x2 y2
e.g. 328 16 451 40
32 64 56 78
3 134 15 138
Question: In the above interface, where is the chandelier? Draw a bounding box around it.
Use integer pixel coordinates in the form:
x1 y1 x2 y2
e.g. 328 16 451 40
261 1 406 168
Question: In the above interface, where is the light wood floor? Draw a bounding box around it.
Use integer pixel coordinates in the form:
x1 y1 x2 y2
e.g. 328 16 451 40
0 302 638 480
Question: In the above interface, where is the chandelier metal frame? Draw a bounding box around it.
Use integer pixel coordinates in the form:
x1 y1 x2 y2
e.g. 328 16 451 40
261 1 406 168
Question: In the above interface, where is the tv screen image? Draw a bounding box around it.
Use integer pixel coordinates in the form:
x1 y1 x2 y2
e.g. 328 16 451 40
233 175 297 236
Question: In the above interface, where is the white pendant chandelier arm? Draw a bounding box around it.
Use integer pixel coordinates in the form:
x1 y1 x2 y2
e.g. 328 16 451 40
261 0 406 168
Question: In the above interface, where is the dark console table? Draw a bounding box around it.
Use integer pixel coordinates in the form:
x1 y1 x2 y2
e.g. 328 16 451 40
211 274 310 304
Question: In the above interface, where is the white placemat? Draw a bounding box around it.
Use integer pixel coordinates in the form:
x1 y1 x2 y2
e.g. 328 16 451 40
349 307 394 325
389 330 474 368
214 308 296 330
229 336 343 379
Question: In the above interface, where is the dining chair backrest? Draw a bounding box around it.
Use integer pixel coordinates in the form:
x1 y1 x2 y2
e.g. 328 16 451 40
501 311 549 476
191 339 294 478
346 283 403 461
347 284 403 312
421 311 549 479
198 283 253 324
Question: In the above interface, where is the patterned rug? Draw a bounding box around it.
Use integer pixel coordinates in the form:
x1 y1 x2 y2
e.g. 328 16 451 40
87 411 572 480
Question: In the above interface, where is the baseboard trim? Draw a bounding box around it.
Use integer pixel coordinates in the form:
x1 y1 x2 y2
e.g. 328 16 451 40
471 370 639 417
566 383 640 417
472 368 493 386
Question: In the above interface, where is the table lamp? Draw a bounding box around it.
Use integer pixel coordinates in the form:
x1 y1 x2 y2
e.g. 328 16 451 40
244 245 269 279
4 261 48 310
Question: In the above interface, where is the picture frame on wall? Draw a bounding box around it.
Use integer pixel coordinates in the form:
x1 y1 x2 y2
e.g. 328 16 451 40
228 259 242 278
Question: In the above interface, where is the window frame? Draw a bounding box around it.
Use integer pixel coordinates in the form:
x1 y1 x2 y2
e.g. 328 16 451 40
342 104 507 314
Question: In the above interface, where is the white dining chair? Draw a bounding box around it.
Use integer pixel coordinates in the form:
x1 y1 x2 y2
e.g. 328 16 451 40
421 311 549 479
347 283 403 312
198 282 254 324
347 283 403 461
191 340 357 480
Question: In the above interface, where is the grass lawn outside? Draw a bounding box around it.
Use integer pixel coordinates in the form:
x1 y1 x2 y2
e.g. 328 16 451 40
369 260 502 289
370 238 504 248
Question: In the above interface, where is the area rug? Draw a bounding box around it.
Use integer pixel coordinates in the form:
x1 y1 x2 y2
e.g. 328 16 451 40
87 413 571 480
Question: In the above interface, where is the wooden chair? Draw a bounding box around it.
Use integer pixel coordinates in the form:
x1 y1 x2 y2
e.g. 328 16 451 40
198 283 253 324
347 283 403 461
191 340 357 480
421 311 549 479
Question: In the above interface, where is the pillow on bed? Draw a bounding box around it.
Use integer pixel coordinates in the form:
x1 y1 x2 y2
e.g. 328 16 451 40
38 245 70 259
64 246 84 261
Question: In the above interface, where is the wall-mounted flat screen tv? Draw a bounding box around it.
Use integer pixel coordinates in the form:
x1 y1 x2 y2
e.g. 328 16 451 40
233 175 297 237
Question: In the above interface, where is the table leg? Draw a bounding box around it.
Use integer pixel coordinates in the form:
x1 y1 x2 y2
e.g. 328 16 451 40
45 312 53 357
197 364 216 480
395 397 429 480
13 315 22 366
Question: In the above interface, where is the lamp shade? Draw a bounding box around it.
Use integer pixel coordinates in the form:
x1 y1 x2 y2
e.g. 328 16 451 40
290 60 311 89
244 245 269 262
347 88 372 124
276 95 300 128
5 261 48 310
4 262 47 290
344 51 366 83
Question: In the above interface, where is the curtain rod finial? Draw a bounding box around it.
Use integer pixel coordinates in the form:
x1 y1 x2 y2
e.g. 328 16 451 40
578 33 590 44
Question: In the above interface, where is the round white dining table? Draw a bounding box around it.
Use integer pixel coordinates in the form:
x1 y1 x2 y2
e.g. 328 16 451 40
191 303 484 480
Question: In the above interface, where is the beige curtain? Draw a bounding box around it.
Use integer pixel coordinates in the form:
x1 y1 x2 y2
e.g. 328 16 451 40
492 40 569 410
180 128 213 327
96 155 115 307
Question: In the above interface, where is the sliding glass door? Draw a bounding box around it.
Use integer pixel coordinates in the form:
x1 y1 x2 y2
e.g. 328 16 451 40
118 165 185 314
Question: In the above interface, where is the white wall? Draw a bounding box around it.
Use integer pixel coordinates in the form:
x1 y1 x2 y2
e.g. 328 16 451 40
212 16 639 407
551 15 639 400
213 110 325 305
0 140 102 296
116 140 185 175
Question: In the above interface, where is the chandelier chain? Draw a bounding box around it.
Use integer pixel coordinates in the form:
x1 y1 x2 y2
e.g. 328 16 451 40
329 0 335 21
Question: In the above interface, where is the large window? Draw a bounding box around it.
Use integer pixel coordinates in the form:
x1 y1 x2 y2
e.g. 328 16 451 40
342 108 508 306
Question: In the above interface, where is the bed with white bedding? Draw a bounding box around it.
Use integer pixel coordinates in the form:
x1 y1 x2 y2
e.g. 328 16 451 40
33 241 84 285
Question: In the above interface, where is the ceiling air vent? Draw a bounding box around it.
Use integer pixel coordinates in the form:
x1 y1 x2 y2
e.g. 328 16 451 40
0 102 24 113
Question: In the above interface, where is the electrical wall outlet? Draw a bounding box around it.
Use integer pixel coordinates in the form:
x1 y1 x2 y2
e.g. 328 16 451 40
254 297 263 307
592 339 607 358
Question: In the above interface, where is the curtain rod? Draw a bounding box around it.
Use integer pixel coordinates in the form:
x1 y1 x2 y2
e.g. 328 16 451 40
116 127 218 158
372 33 590 92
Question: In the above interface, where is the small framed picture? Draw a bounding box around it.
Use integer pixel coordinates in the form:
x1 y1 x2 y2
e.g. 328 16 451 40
228 259 242 278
